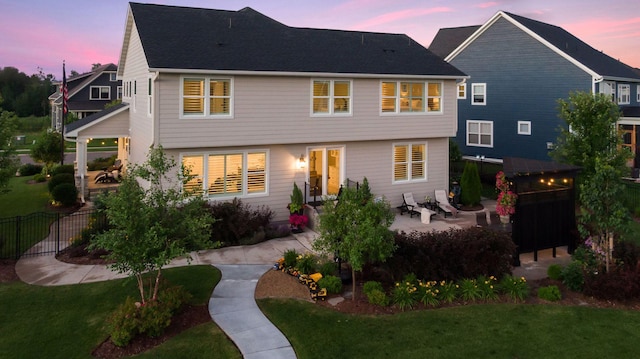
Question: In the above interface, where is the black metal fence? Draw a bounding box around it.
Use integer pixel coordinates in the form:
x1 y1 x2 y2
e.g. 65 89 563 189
0 209 95 259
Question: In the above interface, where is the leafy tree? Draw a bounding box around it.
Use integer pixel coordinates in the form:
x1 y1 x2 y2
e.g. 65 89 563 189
551 91 630 177
30 130 64 172
90 146 214 304
460 161 482 206
579 157 630 272
449 138 462 162
313 178 396 300
0 100 19 193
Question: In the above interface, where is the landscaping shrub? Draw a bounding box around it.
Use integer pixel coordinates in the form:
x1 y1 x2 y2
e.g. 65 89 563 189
547 264 563 280
583 267 640 301
264 223 291 240
205 198 274 246
296 253 317 274
283 249 298 268
459 278 482 302
19 163 43 176
366 289 390 306
392 281 418 310
417 280 440 306
437 280 458 303
51 183 78 207
538 285 562 301
460 161 482 206
50 164 75 176
477 275 499 301
318 275 342 294
48 173 75 193
363 281 384 296
614 240 640 269
384 227 515 281
33 173 46 182
561 260 585 292
318 261 337 277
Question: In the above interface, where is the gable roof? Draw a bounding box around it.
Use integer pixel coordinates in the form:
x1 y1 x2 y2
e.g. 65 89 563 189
120 3 465 78
445 11 640 82
49 63 118 105
64 102 129 137
428 25 480 59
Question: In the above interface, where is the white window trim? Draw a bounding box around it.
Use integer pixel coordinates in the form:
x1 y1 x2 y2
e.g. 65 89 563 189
471 83 486 106
379 81 443 115
117 86 122 100
618 84 630 105
109 73 117 82
310 79 353 117
637 85 640 103
180 150 269 198
517 121 531 135
457 83 467 99
392 142 428 184
179 76 234 119
466 120 493 147
89 86 111 100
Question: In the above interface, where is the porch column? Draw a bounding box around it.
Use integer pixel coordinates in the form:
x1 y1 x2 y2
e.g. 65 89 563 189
76 139 88 203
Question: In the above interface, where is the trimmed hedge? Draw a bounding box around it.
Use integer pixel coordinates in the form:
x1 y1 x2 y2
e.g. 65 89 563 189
50 164 75 176
18 163 43 176
48 173 75 193
383 227 516 282
51 183 78 206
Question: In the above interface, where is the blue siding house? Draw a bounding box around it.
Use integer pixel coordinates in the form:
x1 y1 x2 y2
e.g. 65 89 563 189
430 11 640 170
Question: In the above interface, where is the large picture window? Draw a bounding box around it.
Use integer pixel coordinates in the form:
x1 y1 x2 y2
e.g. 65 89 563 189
181 77 232 118
312 80 351 115
467 120 493 147
181 151 267 197
393 143 426 183
381 81 442 114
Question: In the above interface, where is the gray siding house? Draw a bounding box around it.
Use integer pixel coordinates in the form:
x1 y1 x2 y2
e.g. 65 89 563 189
430 11 640 169
65 3 466 221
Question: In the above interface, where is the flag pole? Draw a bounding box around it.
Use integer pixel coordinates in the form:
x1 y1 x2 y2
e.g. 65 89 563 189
60 61 67 165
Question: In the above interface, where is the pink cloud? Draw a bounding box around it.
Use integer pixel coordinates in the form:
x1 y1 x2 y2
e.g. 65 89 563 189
475 2 499 9
353 7 453 30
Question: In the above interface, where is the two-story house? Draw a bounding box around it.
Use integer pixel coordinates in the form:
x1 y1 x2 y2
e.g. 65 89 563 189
65 2 466 220
50 63 122 131
429 11 640 172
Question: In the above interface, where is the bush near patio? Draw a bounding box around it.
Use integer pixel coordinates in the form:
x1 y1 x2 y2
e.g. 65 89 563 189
378 227 516 283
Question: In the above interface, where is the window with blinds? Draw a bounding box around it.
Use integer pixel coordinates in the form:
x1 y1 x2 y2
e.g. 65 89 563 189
472 83 486 105
381 81 442 114
312 80 351 115
393 143 426 183
182 151 267 197
182 77 232 117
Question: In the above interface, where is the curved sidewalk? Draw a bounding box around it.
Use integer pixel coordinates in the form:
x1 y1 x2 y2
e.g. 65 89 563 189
16 233 317 359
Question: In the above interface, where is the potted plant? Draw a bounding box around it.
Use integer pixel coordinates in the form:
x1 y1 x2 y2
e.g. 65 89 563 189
289 213 309 233
495 171 517 223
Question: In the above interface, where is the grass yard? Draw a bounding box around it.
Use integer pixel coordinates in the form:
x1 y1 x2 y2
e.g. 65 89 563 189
0 176 51 218
259 299 640 359
0 265 240 359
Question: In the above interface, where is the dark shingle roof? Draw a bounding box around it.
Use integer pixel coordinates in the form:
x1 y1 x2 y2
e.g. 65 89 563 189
428 25 480 59
65 102 128 134
129 3 465 77
504 12 640 80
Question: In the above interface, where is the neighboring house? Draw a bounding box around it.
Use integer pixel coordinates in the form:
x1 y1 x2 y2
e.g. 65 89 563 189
430 11 640 171
64 3 466 220
50 63 122 131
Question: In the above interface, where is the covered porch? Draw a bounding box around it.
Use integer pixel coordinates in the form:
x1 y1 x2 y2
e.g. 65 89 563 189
63 103 130 202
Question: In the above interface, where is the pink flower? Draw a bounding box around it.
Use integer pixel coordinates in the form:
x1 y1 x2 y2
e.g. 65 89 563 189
289 213 308 228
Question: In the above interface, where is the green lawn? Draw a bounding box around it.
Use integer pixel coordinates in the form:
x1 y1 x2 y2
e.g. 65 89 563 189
259 299 640 359
0 176 51 218
0 265 240 359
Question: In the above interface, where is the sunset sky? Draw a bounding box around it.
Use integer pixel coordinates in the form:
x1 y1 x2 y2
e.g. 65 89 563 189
1 0 639 80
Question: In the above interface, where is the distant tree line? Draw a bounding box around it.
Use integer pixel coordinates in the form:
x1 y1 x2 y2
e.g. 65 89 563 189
0 66 56 117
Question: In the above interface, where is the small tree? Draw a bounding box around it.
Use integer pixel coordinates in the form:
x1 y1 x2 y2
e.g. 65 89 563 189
313 178 396 300
0 104 19 194
579 157 629 272
460 161 482 206
30 129 63 173
90 146 214 304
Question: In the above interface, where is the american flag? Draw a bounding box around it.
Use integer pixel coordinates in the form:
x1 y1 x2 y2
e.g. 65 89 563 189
62 62 68 115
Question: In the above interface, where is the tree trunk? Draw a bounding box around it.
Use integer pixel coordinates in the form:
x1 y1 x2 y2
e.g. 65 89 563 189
136 274 146 304
152 269 162 302
607 233 614 273
351 267 356 301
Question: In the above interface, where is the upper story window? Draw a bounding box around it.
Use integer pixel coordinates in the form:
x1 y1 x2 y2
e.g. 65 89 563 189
467 120 493 147
90 86 110 100
109 73 117 82
393 142 426 183
312 80 351 115
381 81 442 114
600 81 615 102
618 84 630 104
517 121 531 135
117 86 122 100
147 77 153 116
457 83 467 99
472 83 486 105
637 85 640 102
181 77 232 118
